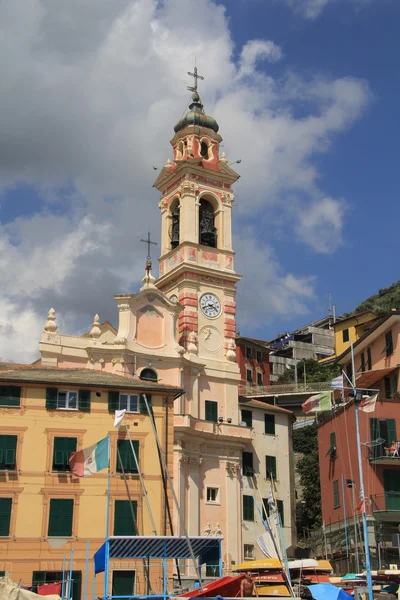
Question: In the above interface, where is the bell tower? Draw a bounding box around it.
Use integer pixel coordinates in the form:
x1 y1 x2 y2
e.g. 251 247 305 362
154 70 241 362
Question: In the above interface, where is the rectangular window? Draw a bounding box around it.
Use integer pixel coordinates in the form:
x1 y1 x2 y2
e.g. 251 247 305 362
360 352 365 373
265 455 277 481
112 571 136 598
114 500 137 536
0 498 12 536
330 432 336 448
383 330 394 357
243 495 254 521
242 451 254 476
0 435 17 470
367 347 372 370
277 499 284 526
205 400 218 423
256 350 262 363
52 437 77 472
206 487 219 504
346 362 353 382
119 394 139 413
244 544 255 559
48 499 73 537
116 439 139 474
264 414 275 435
246 347 253 360
384 377 392 399
342 329 349 343
32 572 81 600
0 386 21 407
205 564 219 578
57 390 78 410
257 372 263 386
333 480 340 508
241 409 253 428
246 369 253 383
262 498 270 518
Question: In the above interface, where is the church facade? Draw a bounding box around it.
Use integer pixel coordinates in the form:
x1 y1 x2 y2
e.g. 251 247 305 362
38 83 294 570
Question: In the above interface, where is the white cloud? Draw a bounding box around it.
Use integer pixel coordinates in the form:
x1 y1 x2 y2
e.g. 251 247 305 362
281 0 372 19
0 0 371 361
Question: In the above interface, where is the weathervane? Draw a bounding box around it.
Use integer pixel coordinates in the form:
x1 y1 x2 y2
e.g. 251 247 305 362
187 66 204 93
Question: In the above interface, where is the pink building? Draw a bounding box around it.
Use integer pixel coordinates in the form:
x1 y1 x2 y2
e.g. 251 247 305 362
317 309 400 571
235 336 271 388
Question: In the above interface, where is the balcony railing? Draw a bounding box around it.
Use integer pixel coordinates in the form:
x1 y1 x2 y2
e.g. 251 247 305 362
238 380 332 397
370 492 400 513
368 441 400 463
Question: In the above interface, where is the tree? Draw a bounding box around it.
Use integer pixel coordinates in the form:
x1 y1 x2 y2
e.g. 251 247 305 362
277 358 340 384
293 424 322 537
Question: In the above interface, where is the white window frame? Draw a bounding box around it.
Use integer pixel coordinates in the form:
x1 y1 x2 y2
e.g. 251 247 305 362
206 486 220 505
57 390 78 410
244 544 255 559
119 393 139 413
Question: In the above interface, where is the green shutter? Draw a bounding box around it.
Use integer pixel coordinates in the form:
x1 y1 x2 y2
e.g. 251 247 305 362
265 455 277 480
48 499 73 536
242 452 254 475
0 435 17 470
108 391 119 412
387 419 397 446
205 401 218 422
114 500 137 535
32 572 47 593
139 394 152 414
264 414 275 435
277 499 284 526
112 572 136 597
241 410 252 428
0 386 21 407
53 438 77 471
370 418 381 458
78 390 91 412
116 440 138 474
367 348 372 370
0 498 12 536
333 480 340 508
46 388 58 410
243 495 254 521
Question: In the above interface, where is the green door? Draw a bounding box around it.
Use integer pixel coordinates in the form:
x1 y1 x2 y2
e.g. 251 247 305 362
383 470 400 510
112 571 135 598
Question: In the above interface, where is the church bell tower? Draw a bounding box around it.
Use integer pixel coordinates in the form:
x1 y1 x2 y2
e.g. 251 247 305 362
154 69 241 363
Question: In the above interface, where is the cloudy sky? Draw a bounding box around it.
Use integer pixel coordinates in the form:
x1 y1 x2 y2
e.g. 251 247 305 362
0 0 398 361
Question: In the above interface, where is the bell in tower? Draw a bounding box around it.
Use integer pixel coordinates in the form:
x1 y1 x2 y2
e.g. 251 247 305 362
199 199 217 248
169 200 180 249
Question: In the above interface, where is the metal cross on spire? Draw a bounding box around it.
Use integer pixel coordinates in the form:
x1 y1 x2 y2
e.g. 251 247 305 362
140 232 157 261
187 66 204 93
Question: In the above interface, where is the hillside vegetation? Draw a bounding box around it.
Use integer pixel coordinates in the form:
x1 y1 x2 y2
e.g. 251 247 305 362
352 280 400 316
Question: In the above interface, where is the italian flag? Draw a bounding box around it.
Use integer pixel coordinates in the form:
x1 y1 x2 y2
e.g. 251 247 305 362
69 436 109 478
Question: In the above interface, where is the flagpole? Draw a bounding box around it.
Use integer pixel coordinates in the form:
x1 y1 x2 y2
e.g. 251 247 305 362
104 434 111 600
351 341 373 598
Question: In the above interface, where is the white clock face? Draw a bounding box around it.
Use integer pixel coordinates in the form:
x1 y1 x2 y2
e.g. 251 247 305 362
170 295 178 303
200 293 221 318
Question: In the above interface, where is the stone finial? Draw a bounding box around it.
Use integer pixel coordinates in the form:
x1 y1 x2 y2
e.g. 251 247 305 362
220 152 228 164
44 308 58 333
165 158 172 168
140 258 157 291
89 314 101 339
188 331 198 355
226 338 236 362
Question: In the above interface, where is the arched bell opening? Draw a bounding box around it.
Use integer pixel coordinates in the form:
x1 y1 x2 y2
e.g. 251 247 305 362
169 199 180 249
199 198 217 248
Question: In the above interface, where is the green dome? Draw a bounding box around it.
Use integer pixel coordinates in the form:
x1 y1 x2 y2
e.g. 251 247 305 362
174 92 219 134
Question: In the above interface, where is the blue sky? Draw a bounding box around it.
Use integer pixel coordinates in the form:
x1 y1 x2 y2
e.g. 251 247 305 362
0 0 398 360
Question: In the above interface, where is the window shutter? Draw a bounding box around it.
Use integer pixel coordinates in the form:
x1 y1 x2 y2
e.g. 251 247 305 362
205 401 218 422
265 456 277 480
264 414 275 435
139 394 152 414
78 390 91 412
0 386 21 407
387 419 397 446
53 438 77 471
0 498 12 536
114 500 138 536
48 499 73 537
32 572 47 593
117 440 138 474
108 391 119 412
0 436 17 469
277 499 284 526
46 388 58 410
243 495 254 521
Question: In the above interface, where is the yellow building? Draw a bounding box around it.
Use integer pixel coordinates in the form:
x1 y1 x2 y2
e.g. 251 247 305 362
0 364 181 598
319 310 376 363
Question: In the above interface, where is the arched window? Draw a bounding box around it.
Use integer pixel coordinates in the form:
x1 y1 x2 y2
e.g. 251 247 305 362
169 200 180 249
199 199 217 248
200 141 209 159
140 368 158 382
